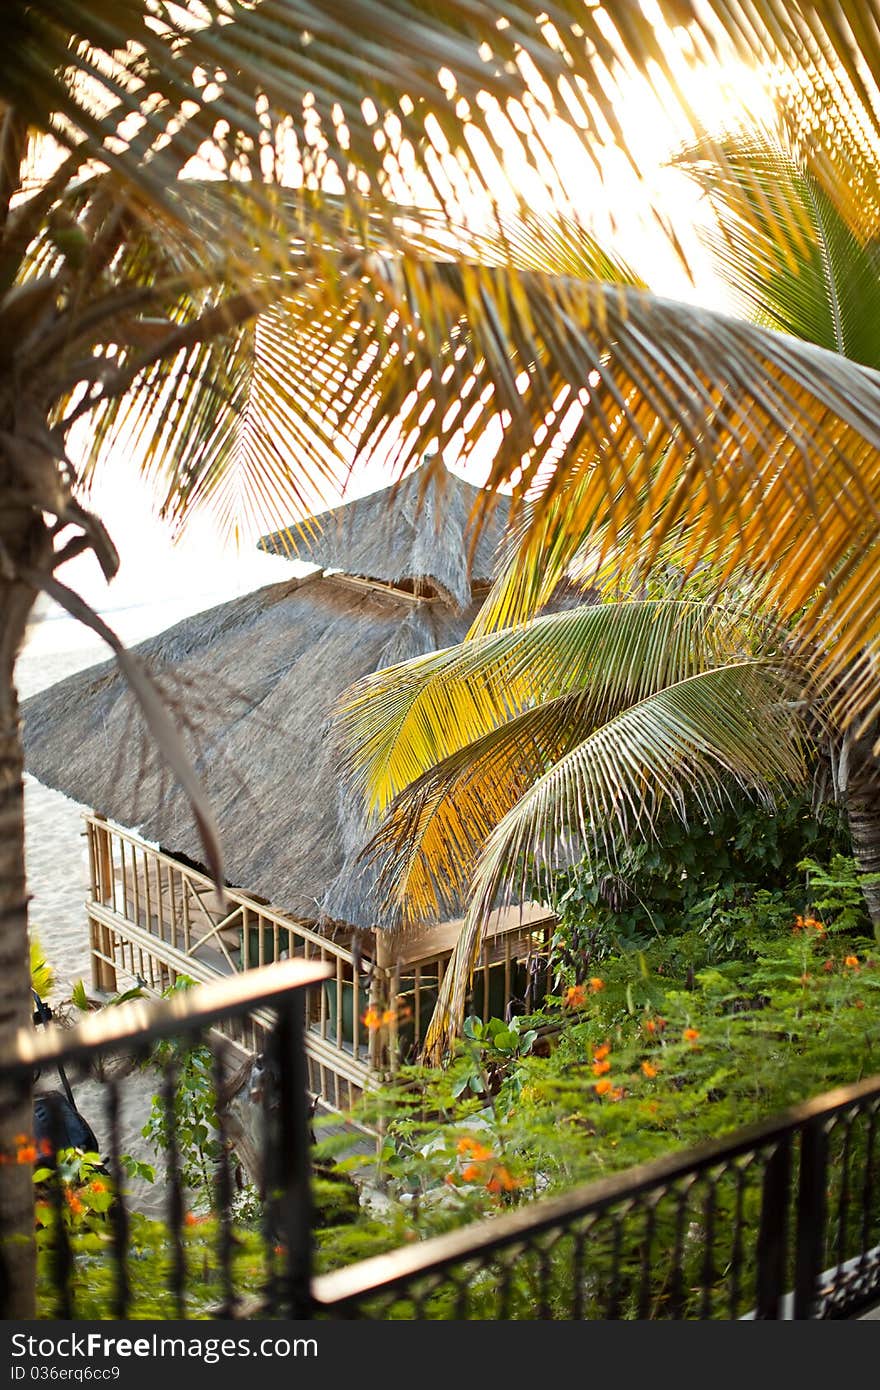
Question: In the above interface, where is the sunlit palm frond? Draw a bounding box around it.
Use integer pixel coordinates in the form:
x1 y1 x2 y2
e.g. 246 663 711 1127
422 658 809 1058
364 690 602 926
337 597 766 816
84 298 352 541
48 202 655 544
454 277 880 732
0 1 669 233
677 129 880 367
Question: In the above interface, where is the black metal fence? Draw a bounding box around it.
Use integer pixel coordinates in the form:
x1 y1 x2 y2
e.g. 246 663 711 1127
4 960 880 1320
0 959 329 1320
312 1076 880 1320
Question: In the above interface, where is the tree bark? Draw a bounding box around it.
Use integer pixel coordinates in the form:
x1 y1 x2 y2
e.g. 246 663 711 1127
844 726 880 936
0 567 39 1316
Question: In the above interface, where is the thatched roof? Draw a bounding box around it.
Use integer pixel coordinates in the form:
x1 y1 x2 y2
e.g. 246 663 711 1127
258 463 510 611
22 569 491 929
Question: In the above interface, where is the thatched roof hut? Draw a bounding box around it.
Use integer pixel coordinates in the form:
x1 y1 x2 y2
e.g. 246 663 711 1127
22 465 510 930
258 462 508 611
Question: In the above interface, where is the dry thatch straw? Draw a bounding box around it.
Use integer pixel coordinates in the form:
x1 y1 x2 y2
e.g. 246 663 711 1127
22 465 511 930
259 462 508 611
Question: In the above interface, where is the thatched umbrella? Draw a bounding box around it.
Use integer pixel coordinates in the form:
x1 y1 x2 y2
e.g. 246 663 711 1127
258 461 507 610
22 465 510 930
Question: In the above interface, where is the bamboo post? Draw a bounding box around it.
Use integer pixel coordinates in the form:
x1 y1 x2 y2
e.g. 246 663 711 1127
389 946 401 1077
86 817 102 992
370 929 394 1076
91 814 118 993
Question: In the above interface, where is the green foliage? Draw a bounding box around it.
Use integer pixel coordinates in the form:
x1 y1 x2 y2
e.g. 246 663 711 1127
141 978 220 1201
541 796 853 977
29 934 53 1001
327 843 880 1298
450 1015 538 1100
70 979 90 1012
71 979 146 1012
33 833 880 1317
120 1155 156 1185
799 854 880 939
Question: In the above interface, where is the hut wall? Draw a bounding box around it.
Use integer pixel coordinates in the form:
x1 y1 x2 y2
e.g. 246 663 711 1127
82 815 555 1117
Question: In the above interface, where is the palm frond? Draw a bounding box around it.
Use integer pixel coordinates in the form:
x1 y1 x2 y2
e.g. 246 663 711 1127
677 129 880 367
0 1 659 230
422 658 809 1058
451 278 880 733
337 597 765 816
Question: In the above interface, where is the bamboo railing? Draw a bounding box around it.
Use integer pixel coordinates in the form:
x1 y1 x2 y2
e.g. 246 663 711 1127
83 813 554 1116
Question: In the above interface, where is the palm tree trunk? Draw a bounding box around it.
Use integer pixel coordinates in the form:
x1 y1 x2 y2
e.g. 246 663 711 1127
844 728 880 936
0 560 41 1316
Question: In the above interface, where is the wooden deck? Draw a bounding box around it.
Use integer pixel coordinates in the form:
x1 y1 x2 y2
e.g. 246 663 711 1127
84 813 555 1119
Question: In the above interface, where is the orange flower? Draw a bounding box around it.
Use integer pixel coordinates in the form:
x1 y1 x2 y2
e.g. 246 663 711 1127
641 1061 658 1079
16 1143 36 1165
65 1192 84 1217
563 984 587 1009
594 1079 612 1096
644 1019 657 1035
823 959 835 973
593 1042 611 1061
456 1137 492 1161
794 915 824 934
486 1166 519 1194
184 1211 199 1226
90 1179 106 1194
588 978 604 994
38 1138 52 1157
610 1087 625 1102
380 1008 396 1027
845 955 860 970
683 1028 700 1043
461 1163 482 1182
591 1058 611 1076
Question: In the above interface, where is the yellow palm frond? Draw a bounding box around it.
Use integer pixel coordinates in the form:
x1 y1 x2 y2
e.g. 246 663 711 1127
337 597 764 818
422 658 809 1058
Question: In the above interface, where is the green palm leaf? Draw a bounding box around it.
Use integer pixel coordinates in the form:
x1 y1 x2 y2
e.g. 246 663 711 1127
422 659 808 1057
337 597 765 816
677 130 880 367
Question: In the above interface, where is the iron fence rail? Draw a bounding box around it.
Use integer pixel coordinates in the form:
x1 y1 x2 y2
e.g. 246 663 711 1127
0 959 330 1321
312 1074 880 1320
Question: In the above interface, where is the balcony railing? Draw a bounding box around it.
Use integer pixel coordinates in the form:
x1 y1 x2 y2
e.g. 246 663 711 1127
0 959 330 1320
311 1074 880 1320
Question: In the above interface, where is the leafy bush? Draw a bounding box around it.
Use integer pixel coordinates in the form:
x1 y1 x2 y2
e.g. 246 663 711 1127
540 796 853 976
333 838 880 1298
141 978 221 1201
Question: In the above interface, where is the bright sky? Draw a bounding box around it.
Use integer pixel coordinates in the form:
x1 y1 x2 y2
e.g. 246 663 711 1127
24 20 780 658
